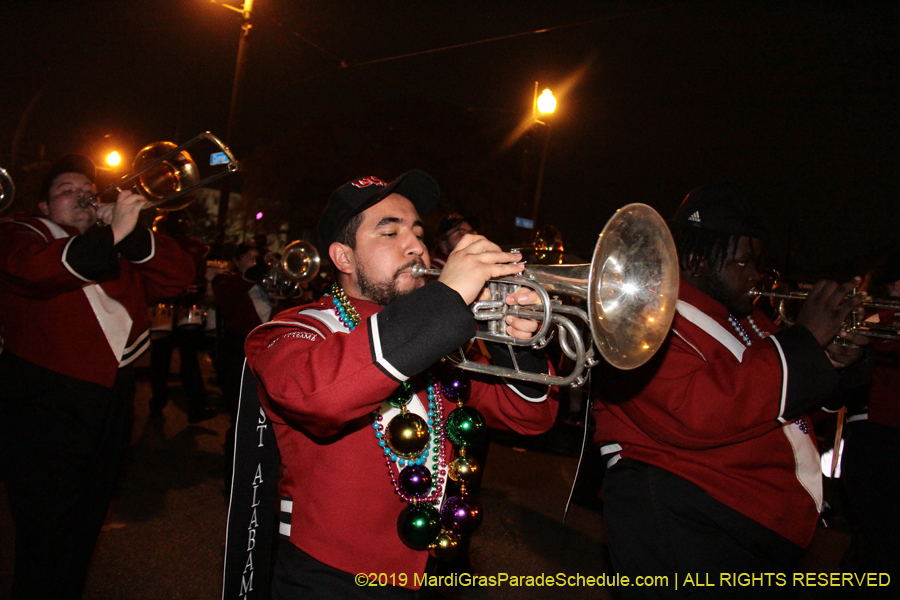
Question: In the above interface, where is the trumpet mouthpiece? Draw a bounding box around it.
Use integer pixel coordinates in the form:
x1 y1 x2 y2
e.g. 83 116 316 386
411 264 440 278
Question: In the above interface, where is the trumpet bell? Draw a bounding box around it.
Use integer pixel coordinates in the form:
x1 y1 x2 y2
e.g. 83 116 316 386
281 240 321 284
260 240 321 300
588 203 679 369
132 142 199 211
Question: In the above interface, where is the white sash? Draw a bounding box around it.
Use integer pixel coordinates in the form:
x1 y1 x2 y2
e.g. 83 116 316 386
40 219 133 362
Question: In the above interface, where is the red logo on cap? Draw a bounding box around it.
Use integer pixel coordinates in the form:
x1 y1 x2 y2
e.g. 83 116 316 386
351 176 387 189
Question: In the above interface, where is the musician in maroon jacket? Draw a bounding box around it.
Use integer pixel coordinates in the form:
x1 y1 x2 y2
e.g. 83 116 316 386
841 252 900 595
595 183 869 597
0 155 195 599
245 171 558 597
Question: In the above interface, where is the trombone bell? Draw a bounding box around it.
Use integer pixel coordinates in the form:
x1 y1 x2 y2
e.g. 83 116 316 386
132 142 199 211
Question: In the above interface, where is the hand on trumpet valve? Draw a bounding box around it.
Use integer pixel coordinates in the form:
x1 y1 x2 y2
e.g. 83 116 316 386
438 233 524 305
96 189 149 244
795 276 869 348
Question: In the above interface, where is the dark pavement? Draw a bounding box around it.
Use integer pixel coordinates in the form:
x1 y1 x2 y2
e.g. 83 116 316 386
0 349 850 600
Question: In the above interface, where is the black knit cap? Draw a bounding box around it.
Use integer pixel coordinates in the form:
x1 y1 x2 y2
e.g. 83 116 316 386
39 154 96 201
672 182 764 238
317 170 441 248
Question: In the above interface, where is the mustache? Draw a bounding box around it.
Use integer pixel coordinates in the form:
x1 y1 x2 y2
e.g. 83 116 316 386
393 258 426 280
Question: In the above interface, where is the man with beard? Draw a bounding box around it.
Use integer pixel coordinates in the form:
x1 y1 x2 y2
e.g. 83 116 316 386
594 183 870 598
0 154 195 598
243 171 558 598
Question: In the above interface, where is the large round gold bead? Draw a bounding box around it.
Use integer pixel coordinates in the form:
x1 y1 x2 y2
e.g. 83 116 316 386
448 456 480 485
428 530 460 561
385 412 430 458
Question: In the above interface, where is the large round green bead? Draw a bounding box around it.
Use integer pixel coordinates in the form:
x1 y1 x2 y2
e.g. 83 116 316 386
445 406 486 447
385 412 430 458
397 504 442 550
386 382 413 409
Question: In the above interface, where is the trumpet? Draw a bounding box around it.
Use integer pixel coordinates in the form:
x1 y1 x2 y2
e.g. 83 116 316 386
77 132 238 212
415 203 680 387
260 240 321 300
0 166 14 214
749 289 900 340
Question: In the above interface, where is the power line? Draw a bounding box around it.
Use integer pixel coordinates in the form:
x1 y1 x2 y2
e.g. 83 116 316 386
264 3 690 71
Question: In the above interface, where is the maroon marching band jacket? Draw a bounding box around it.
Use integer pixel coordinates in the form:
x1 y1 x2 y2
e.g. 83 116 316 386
0 216 195 387
595 278 845 548
212 271 268 338
245 282 558 589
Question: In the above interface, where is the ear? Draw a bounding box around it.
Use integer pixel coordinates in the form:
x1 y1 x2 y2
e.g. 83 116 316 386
329 242 355 276
38 201 50 216
681 253 708 284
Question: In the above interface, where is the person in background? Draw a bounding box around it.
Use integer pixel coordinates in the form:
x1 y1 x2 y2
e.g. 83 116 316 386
148 210 217 424
430 212 479 269
0 154 195 599
840 248 900 597
211 242 271 467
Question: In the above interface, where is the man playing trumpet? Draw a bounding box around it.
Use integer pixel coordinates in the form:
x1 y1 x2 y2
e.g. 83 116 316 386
595 183 870 597
241 171 558 598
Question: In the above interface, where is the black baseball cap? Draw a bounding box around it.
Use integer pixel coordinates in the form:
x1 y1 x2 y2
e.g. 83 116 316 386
39 154 96 201
672 182 763 238
317 170 441 248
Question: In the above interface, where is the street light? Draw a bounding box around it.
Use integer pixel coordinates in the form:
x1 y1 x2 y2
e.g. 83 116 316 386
535 88 557 119
531 83 556 225
106 151 121 168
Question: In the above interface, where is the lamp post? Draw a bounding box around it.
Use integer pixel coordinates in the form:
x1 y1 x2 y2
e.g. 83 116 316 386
531 83 556 226
215 0 255 238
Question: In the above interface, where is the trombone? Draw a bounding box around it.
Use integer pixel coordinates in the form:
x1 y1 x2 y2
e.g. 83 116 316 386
78 131 238 212
749 289 900 340
415 203 680 387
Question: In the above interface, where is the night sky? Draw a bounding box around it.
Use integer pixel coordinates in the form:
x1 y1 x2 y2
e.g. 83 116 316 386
2 0 897 277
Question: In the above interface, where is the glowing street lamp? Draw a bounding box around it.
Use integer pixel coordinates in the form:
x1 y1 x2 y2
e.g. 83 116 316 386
535 88 557 119
106 151 121 168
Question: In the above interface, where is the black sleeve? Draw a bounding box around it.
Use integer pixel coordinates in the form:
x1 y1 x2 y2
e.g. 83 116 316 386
65 226 119 280
368 281 475 381
115 226 153 262
775 324 842 421
483 342 551 399
820 344 875 412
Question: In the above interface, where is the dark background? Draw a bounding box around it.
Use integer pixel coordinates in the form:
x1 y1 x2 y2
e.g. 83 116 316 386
2 0 897 277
